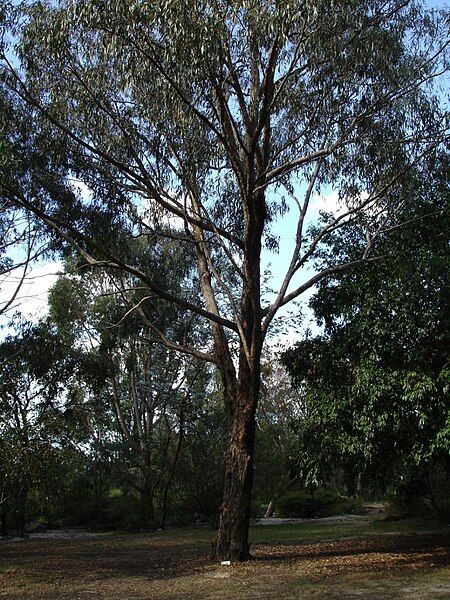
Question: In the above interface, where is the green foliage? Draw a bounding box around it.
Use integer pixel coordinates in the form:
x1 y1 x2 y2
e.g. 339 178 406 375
282 157 449 497
387 461 450 523
276 488 359 519
1 0 447 281
48 277 87 336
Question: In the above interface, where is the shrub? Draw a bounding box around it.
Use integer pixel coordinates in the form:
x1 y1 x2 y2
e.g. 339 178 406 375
387 463 450 524
106 492 144 530
276 488 359 518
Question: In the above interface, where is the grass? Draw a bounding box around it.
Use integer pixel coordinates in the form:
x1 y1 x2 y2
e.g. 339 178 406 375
0 516 448 599
249 515 443 544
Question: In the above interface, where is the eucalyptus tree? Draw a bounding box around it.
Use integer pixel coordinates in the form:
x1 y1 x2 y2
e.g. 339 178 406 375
48 260 210 527
1 1 448 559
0 87 49 317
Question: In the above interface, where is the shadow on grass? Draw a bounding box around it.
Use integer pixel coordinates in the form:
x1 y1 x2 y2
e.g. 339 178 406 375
0 534 211 583
251 532 450 572
0 529 448 586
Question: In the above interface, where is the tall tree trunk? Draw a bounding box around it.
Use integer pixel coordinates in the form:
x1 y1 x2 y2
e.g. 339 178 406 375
212 347 261 561
211 179 265 560
212 400 256 560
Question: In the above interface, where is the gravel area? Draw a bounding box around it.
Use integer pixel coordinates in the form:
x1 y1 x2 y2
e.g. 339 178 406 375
253 514 369 526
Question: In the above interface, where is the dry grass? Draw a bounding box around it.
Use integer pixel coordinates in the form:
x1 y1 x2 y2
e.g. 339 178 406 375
0 520 448 599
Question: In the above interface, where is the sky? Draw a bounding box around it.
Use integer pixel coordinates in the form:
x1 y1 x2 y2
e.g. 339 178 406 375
0 260 62 323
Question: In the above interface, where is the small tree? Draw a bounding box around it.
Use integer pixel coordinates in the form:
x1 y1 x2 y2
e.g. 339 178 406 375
1 1 448 559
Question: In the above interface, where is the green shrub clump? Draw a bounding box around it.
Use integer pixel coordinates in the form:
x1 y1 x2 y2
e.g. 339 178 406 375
276 488 359 518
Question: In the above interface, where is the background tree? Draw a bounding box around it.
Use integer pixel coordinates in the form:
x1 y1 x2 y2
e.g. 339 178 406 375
47 248 211 528
173 392 226 526
0 295 214 534
254 356 303 517
0 318 88 534
1 0 448 559
282 154 449 511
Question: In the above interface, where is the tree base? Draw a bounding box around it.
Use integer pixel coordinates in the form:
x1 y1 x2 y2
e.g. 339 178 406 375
211 539 253 562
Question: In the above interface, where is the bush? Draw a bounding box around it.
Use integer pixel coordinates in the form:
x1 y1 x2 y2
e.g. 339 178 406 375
387 462 450 524
276 490 316 518
106 491 145 530
276 488 359 518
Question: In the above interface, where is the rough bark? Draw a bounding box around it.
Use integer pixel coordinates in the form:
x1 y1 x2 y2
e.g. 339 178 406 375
212 380 258 561
212 219 263 559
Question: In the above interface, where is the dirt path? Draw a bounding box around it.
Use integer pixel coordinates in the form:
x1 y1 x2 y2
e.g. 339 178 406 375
253 501 387 526
253 514 369 526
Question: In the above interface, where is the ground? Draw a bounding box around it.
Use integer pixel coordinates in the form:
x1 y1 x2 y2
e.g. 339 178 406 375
0 514 449 599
